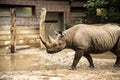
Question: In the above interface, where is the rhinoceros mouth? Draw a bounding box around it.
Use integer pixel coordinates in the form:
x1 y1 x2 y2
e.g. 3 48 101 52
47 48 62 54
47 50 59 53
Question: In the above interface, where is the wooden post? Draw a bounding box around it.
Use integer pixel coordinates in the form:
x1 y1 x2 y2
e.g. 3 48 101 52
39 8 46 48
10 8 16 53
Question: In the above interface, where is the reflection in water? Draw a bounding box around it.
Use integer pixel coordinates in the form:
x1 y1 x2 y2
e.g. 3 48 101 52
0 54 64 71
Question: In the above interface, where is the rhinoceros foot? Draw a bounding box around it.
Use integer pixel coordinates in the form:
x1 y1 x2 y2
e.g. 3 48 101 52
113 64 120 67
69 66 77 70
89 65 95 68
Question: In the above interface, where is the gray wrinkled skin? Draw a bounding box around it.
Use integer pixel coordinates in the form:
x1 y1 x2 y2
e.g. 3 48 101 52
40 24 120 70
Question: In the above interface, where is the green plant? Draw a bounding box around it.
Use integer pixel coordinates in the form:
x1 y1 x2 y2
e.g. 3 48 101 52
84 0 120 23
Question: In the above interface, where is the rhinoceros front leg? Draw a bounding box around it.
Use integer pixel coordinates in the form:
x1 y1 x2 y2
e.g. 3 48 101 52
83 54 95 68
71 49 84 70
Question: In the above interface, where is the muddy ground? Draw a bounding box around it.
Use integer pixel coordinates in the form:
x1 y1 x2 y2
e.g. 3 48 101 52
0 48 120 80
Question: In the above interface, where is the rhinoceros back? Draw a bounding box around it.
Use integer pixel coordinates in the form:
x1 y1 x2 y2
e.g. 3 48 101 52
64 24 120 53
90 25 120 53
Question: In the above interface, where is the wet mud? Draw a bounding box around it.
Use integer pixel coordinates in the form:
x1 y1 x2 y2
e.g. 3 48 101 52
0 48 120 80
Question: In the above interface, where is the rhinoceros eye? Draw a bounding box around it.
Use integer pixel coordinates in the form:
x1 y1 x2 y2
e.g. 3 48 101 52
58 43 62 46
53 44 57 47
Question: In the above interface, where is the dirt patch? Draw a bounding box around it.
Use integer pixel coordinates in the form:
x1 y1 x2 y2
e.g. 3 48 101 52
0 68 120 80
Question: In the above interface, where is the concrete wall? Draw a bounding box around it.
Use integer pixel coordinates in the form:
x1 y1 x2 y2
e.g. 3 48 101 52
0 0 70 48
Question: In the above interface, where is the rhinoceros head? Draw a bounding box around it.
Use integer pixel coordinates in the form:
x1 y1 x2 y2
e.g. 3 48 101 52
39 32 66 53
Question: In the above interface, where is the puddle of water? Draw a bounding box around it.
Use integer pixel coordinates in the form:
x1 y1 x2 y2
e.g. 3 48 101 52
0 54 64 71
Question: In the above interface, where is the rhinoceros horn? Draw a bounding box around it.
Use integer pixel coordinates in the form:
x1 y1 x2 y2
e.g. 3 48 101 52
39 35 49 48
48 35 54 43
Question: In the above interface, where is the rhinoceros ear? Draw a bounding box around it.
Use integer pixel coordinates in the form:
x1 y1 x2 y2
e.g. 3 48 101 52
55 31 64 41
58 31 64 37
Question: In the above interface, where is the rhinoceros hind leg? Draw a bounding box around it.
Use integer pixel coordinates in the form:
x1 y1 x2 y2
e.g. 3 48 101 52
110 49 120 67
113 56 120 67
113 64 120 67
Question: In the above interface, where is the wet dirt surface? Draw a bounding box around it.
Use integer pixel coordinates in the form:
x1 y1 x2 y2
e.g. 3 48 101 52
0 48 120 80
0 68 120 80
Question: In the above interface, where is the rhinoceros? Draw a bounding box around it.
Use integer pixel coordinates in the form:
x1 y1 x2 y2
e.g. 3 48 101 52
39 24 120 70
